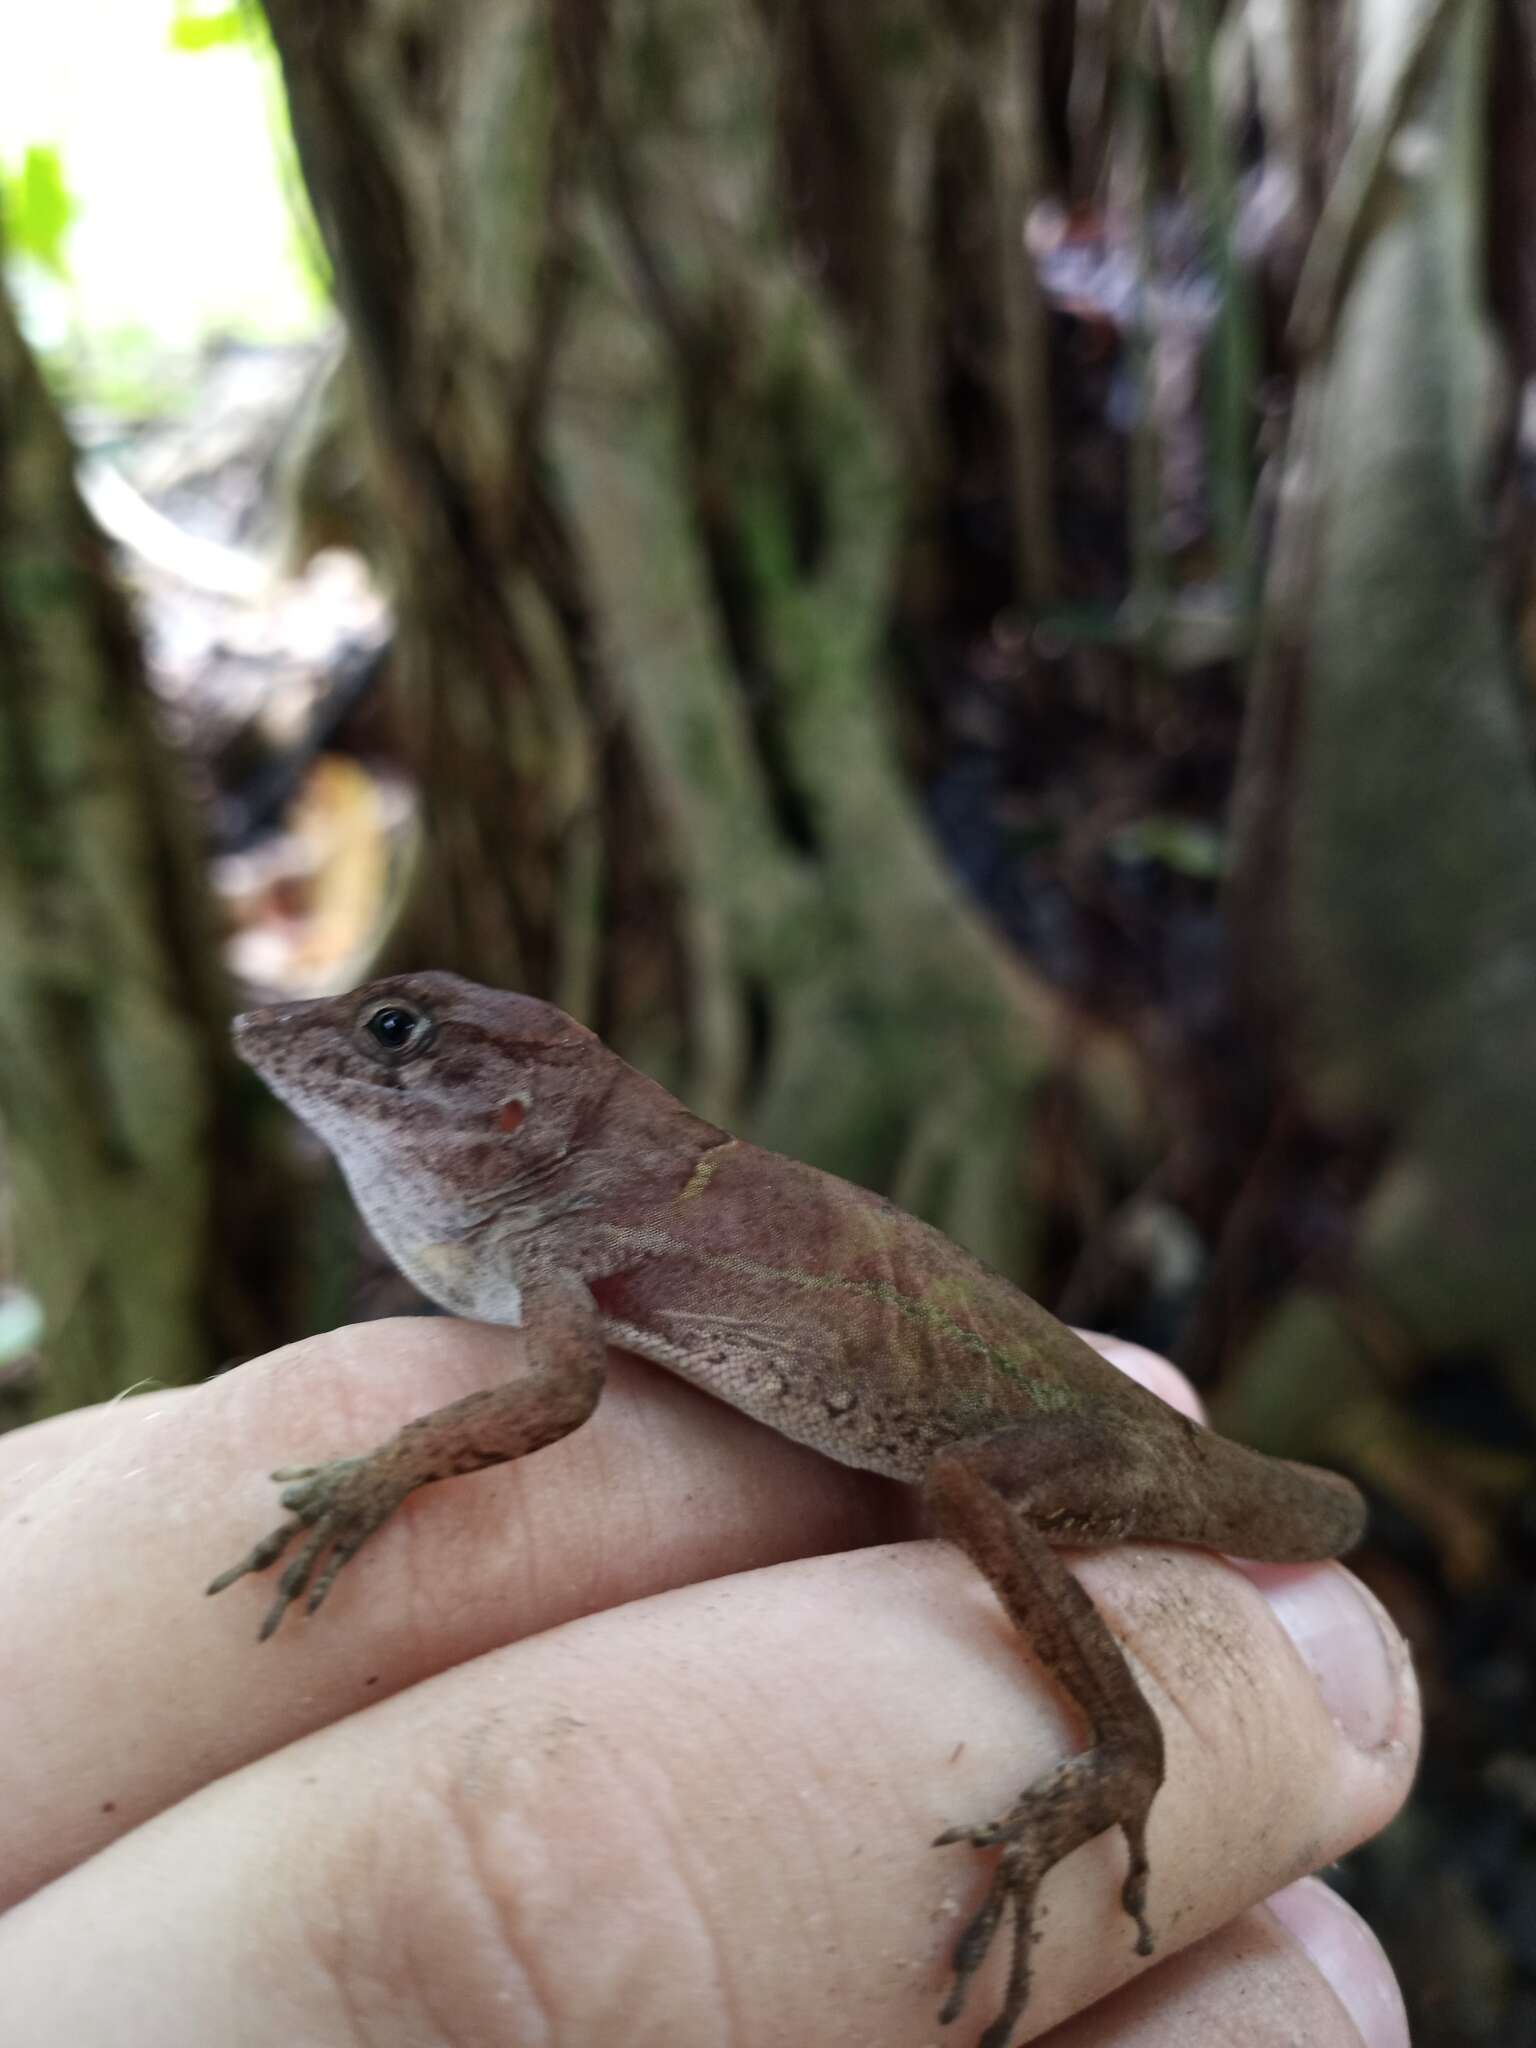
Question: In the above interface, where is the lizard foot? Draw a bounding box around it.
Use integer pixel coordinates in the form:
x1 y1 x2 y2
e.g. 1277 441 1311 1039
206 1453 412 1641
934 1744 1156 2048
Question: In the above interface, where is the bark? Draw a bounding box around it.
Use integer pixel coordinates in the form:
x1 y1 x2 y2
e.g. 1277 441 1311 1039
0 260 314 1415
1220 0 1535 1555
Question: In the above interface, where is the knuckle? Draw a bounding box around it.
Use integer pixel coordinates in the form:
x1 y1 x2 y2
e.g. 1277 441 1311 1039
311 1723 737 2048
1093 1550 1395 1882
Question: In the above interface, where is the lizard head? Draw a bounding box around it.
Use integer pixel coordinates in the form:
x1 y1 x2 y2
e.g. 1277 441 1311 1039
232 972 613 1252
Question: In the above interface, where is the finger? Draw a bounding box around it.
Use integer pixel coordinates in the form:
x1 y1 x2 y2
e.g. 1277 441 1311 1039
1266 1880 1411 2048
0 1326 1196 1498
0 1398 154 1509
0 1317 1195 1905
0 1316 907 1907
1074 1331 1206 1423
0 1327 1196 1525
1041 1881 1409 2048
0 1533 1418 2046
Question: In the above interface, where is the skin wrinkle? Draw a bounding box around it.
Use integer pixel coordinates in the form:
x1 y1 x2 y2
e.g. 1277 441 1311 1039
292 1821 384 2048
776 1622 907 2018
612 1397 669 1582
1081 1560 1275 1816
770 1615 933 2020
561 1058 628 1165
1129 1563 1277 1726
628 1739 748 2048
420 1764 559 2048
460 1684 738 2048
218 1752 393 2048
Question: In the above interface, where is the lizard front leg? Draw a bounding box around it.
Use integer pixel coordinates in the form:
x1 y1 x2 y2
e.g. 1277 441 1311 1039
209 1273 606 1641
924 1423 1167 2048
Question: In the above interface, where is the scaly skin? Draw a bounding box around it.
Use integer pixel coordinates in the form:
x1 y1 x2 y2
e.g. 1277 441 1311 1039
212 972 1366 2047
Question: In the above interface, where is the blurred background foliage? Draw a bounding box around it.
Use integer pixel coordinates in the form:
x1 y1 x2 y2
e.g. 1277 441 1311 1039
2 0 1535 2036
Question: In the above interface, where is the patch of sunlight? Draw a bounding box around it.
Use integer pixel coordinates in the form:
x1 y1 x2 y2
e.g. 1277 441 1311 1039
0 0 323 361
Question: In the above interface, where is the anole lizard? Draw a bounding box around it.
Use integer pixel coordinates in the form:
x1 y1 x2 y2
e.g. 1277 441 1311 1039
211 972 1366 2047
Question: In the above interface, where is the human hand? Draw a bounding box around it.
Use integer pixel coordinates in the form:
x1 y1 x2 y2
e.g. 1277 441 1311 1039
0 1320 1416 2045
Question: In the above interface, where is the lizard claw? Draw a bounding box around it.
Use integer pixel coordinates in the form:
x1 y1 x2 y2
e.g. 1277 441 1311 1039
205 1519 304 1596
207 1453 410 1640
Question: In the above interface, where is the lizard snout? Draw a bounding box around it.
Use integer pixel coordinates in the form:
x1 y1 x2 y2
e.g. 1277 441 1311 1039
230 1000 312 1071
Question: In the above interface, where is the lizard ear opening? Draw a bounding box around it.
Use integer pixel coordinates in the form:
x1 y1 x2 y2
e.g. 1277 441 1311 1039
495 1097 528 1133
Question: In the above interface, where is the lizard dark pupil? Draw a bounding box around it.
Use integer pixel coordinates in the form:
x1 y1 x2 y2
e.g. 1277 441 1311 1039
369 1007 418 1050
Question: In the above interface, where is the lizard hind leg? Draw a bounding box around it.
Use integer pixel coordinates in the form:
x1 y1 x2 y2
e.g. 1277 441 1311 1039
924 1435 1167 2046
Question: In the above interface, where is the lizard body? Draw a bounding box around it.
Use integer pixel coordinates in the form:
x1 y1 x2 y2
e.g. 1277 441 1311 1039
212 972 1365 2047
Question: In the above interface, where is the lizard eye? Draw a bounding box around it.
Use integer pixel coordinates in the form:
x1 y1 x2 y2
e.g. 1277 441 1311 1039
360 1002 435 1059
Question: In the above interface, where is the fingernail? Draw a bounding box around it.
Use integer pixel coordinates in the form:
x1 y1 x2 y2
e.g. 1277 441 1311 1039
1243 1562 1410 1751
1269 1878 1411 2048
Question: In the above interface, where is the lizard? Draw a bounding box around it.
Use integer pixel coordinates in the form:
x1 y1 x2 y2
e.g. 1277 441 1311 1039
210 971 1367 2048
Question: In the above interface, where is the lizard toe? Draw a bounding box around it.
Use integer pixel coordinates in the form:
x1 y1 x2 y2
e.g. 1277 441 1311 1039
205 1517 304 1597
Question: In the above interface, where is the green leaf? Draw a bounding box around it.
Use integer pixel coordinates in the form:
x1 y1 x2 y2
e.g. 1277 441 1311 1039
169 1 251 52
2 144 78 282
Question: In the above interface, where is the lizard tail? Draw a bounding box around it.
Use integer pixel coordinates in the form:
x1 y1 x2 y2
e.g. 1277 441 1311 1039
1167 1429 1368 1562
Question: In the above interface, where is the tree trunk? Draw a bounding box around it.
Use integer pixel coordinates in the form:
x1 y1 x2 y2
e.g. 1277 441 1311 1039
258 0 1142 1281
0 256 315 1415
1218 0 1536 1560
